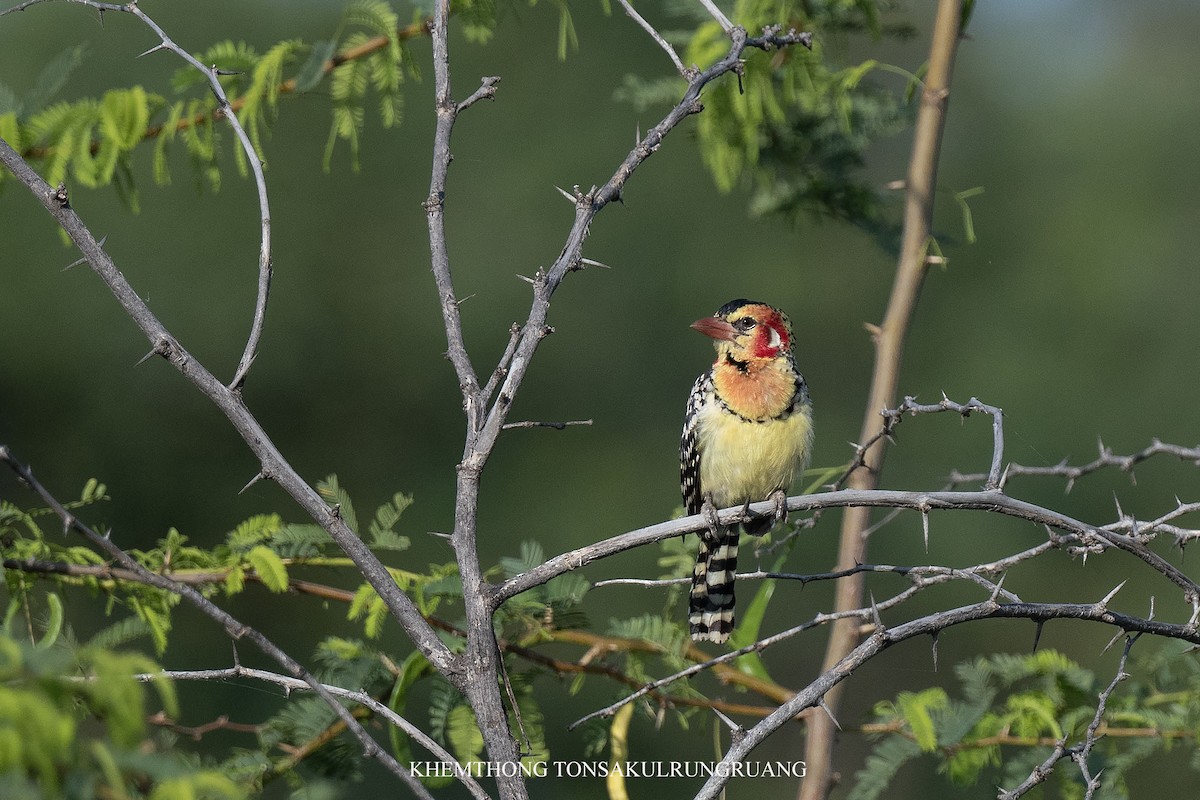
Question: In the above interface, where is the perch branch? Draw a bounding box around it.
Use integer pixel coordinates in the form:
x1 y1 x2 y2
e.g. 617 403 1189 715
495 487 1200 605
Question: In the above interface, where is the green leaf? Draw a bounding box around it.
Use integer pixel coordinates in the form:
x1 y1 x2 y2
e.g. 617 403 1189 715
316 475 358 534
90 741 128 800
347 584 388 638
79 478 107 504
0 113 20 183
953 186 986 245
545 573 589 606
847 736 922 800
272 523 334 558
35 593 63 650
897 688 949 752
129 596 171 655
368 491 413 551
86 617 153 651
224 565 246 596
239 39 301 157
227 513 285 553
387 652 433 766
99 86 150 150
500 540 544 579
446 704 484 763
247 545 288 592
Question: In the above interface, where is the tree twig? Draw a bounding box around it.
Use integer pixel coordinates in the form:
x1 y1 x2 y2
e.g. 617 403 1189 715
998 634 1139 800
616 0 689 78
103 1 276 391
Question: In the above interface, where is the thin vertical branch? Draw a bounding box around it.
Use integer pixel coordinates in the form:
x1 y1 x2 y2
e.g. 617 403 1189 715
424 1 527 798
800 2 965 798
425 0 485 432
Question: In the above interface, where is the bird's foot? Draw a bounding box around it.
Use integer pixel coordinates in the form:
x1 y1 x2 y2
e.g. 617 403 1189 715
769 489 789 528
701 499 723 546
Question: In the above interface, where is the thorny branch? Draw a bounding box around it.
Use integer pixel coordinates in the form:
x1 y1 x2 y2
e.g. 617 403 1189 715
697 601 1188 800
998 635 1140 800
496 395 1200 608
952 437 1200 493
58 0 277 391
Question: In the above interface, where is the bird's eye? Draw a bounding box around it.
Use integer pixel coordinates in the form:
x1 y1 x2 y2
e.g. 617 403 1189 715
735 317 757 331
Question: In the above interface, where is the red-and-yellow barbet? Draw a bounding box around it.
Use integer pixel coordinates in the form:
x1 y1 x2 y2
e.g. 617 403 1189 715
681 300 813 643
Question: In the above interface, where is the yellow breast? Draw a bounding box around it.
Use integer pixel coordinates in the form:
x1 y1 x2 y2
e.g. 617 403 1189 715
696 401 813 508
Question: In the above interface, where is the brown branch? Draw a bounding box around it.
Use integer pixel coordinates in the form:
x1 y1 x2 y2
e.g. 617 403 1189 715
802 3 967 797
146 710 261 740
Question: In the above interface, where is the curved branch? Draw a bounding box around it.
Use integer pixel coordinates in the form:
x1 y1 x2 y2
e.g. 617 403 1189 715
118 2 274 391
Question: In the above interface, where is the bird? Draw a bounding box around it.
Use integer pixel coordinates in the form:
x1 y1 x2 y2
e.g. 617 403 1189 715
680 299 813 643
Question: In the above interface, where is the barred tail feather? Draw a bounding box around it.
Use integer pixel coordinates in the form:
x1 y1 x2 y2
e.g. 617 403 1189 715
689 529 739 643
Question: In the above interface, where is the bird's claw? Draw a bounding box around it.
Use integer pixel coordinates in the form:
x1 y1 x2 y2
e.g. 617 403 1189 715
770 489 789 527
701 498 722 545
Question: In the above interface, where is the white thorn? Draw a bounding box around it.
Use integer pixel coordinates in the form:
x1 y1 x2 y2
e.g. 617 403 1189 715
1097 580 1127 611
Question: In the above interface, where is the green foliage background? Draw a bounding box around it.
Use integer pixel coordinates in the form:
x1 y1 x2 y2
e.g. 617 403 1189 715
4 0 1200 797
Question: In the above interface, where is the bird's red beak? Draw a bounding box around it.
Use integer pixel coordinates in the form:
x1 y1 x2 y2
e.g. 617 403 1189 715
690 317 738 341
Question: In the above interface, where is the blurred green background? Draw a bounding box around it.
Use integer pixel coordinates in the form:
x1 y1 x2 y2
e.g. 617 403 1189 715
3 0 1200 797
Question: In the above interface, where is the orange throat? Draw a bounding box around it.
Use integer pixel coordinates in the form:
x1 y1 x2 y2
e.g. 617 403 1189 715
711 358 796 420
